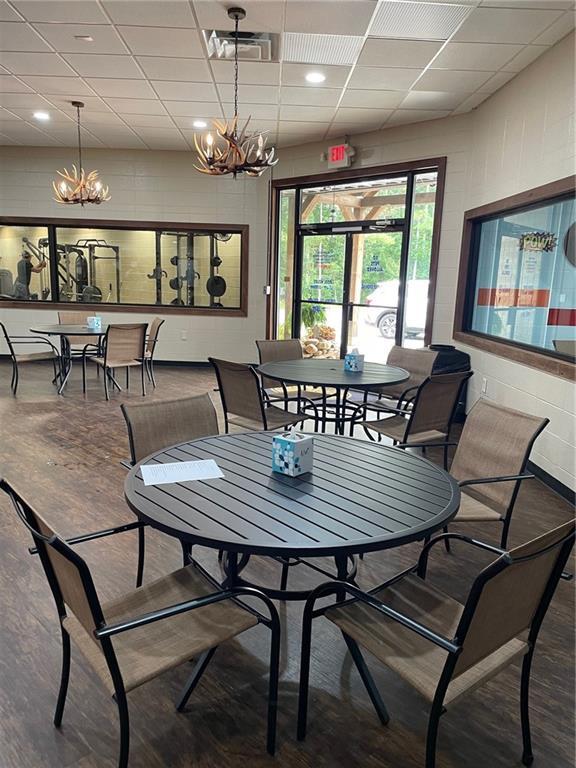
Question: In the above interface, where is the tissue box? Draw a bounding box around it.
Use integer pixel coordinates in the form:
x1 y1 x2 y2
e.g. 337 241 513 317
272 431 314 477
344 351 364 372
87 316 102 331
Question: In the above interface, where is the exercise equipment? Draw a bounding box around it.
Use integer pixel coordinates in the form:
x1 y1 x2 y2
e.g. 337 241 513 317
206 234 227 308
162 231 200 307
21 237 50 300
75 239 121 303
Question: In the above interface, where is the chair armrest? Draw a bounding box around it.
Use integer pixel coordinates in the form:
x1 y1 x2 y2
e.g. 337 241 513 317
94 584 280 638
305 580 460 654
417 533 505 578
276 395 320 419
29 520 144 555
120 458 133 470
396 441 457 449
11 337 60 354
459 474 534 488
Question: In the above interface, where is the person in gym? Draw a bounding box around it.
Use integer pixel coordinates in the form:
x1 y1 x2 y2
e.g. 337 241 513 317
12 250 46 300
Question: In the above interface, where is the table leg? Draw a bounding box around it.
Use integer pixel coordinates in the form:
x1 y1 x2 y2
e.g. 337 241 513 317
223 551 239 588
57 336 72 395
334 388 342 435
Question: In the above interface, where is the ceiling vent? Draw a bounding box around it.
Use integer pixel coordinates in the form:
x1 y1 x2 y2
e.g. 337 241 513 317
203 29 279 62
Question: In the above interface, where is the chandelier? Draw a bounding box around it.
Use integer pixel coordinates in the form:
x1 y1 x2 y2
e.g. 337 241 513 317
194 7 278 178
52 101 110 205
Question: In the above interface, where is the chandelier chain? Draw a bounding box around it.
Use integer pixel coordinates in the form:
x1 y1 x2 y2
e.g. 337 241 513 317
233 12 239 127
76 103 83 203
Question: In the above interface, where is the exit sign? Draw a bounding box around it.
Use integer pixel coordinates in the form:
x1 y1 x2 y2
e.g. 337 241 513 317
327 143 354 168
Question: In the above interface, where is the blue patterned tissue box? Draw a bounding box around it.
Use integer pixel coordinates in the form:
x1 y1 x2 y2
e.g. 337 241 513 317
272 430 314 477
344 350 364 372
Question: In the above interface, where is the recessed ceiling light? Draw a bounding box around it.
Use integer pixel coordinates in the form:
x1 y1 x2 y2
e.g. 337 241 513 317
193 119 207 129
74 35 94 42
305 71 326 84
33 111 50 121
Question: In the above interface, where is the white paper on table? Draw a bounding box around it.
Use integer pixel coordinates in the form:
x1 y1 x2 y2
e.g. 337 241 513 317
141 459 224 486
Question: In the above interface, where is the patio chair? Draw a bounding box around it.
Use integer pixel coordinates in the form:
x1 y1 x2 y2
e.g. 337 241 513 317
0 320 60 395
58 310 101 353
209 357 317 432
438 399 549 549
2 478 280 768
351 371 473 468
143 317 165 388
379 345 438 407
85 323 147 400
297 519 575 768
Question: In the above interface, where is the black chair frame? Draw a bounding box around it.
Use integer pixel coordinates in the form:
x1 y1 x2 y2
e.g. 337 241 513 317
1 321 60 395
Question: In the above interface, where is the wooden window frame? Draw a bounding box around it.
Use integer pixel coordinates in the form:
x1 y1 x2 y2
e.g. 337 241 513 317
0 216 249 317
453 176 576 382
267 156 447 342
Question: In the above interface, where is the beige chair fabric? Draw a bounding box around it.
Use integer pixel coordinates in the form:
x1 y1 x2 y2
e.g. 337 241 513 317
360 371 470 445
58 310 99 347
256 338 332 401
376 345 438 401
145 317 164 357
63 564 258 694
121 393 218 464
94 323 147 369
210 357 310 431
326 519 574 706
450 399 548 519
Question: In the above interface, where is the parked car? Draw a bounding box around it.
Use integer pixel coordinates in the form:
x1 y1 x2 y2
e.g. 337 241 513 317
365 279 429 338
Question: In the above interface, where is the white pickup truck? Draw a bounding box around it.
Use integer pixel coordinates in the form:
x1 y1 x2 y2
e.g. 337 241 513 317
365 279 429 338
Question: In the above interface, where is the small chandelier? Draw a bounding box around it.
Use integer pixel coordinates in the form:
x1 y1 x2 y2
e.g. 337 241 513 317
52 100 110 205
194 7 278 178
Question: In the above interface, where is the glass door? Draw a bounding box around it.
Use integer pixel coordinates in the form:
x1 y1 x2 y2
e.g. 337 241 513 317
296 233 346 358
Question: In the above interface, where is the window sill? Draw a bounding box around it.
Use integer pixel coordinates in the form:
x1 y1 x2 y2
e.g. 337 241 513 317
453 331 575 381
0 300 247 318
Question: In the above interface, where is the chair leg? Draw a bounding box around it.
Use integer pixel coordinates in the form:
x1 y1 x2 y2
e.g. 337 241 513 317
501 516 512 550
425 697 444 768
104 366 110 401
342 632 389 725
141 363 146 397
11 359 19 394
136 527 145 588
280 558 290 592
266 610 281 756
53 627 71 727
520 650 535 766
297 600 314 741
125 366 130 389
443 526 451 553
176 647 218 712
149 358 157 388
115 686 130 768
443 442 449 471
82 356 88 393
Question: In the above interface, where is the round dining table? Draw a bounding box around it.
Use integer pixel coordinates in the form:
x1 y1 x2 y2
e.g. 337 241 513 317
125 431 460 600
30 324 107 394
257 358 409 434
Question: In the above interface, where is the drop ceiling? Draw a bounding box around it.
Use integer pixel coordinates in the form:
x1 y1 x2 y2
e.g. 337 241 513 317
0 0 573 150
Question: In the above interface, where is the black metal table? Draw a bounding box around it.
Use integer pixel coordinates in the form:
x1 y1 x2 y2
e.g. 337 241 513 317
124 432 460 600
30 324 106 394
257 359 409 434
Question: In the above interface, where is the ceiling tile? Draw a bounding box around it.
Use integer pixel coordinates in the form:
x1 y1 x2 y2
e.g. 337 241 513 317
162 100 222 116
479 1 574 9
103 1 196 27
340 89 407 109
279 86 341 107
120 113 176 128
0 52 76 76
209 60 280 85
153 81 218 101
452 7 564 43
333 107 391 126
370 1 473 40
222 102 279 120
476 70 516 92
279 104 336 122
532 11 575 44
172 114 231 129
385 109 452 126
63 53 143 79
86 77 156 99
278 120 329 134
414 69 494 91
45 94 112 112
132 125 188 140
0 91 51 108
501 44 549 71
79 111 128 126
0 121 61 142
90 129 147 148
348 66 422 91
33 23 127 54
12 1 108 23
0 74 32 92
217 83 279 104
118 26 204 57
42 125 105 146
400 90 467 109
193 0 284 34
12 106 72 122
104 97 167 114
285 1 376 35
283 33 364 65
431 41 523 69
452 91 490 112
0 21 51 51
357 38 443 68
281 63 352 88
0 2 22 22
20 75 96 96
137 56 212 82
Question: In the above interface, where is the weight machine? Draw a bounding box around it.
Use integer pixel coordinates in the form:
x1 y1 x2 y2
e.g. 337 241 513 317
21 237 51 300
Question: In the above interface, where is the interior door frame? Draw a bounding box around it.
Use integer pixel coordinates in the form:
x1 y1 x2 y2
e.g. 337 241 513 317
268 156 447 345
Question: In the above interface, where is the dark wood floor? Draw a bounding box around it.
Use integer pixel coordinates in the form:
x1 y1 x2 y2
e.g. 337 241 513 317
0 359 574 768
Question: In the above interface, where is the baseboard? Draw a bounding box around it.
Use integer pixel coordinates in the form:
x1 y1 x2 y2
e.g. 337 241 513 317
527 460 575 505
0 353 212 368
